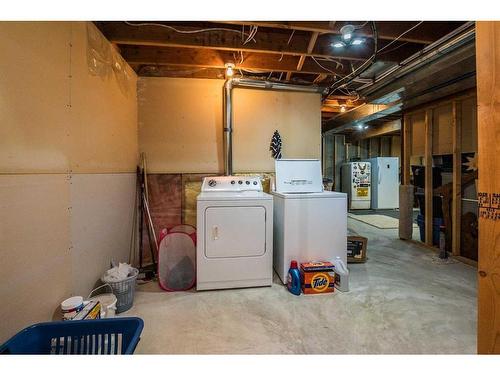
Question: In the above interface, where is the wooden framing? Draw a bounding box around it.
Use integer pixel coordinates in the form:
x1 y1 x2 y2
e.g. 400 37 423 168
216 21 464 44
119 45 349 77
402 115 412 185
476 21 500 355
424 109 434 246
287 31 319 81
452 101 462 256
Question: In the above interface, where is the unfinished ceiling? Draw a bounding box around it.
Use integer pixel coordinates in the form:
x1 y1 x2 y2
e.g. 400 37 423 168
95 21 467 125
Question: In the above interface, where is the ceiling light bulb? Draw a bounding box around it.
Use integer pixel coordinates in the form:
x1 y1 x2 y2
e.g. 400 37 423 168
332 41 345 48
351 38 364 45
340 105 346 113
340 24 355 41
357 124 363 130
364 125 369 129
225 63 235 77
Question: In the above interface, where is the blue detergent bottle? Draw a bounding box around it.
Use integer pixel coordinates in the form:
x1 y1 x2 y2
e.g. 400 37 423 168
287 260 301 295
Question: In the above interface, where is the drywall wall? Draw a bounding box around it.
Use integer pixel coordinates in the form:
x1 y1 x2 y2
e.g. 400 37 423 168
70 23 138 173
0 22 138 174
138 77 321 173
232 88 321 172
70 173 137 296
0 22 72 173
0 174 72 342
0 22 138 342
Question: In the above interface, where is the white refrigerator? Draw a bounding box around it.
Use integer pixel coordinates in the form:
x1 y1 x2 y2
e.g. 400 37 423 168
366 157 399 209
341 162 371 210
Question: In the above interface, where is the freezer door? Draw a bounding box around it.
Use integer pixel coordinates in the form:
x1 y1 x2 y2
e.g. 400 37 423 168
204 206 266 258
376 157 399 209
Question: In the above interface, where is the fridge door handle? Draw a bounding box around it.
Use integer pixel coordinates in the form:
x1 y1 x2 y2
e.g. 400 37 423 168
212 226 219 240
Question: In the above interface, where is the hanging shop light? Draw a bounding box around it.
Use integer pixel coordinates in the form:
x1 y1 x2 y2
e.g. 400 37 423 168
332 24 365 48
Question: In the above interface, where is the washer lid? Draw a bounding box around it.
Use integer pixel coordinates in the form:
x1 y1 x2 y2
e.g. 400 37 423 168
270 191 347 199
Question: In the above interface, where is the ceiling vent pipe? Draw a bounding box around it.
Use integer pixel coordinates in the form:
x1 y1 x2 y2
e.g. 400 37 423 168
223 78 326 176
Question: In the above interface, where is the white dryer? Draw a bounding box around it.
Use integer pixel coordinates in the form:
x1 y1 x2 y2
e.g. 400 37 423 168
196 176 273 291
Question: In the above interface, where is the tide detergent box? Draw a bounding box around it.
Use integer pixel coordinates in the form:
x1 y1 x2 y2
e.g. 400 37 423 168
300 262 335 295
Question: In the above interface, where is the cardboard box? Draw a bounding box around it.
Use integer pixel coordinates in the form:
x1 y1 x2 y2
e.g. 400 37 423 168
347 236 368 263
300 262 335 295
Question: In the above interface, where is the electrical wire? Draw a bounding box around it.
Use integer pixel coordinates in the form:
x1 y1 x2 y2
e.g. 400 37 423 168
278 29 296 62
315 56 344 69
311 56 340 76
378 41 409 55
243 25 258 45
377 21 423 53
124 21 257 43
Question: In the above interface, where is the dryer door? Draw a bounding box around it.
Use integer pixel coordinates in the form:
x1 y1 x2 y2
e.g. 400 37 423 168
204 206 266 258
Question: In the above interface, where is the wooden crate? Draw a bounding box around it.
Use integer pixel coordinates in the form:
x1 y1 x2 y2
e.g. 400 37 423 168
347 236 368 263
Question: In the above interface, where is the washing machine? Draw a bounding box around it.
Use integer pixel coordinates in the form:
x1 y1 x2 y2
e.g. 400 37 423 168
271 159 347 284
196 176 273 291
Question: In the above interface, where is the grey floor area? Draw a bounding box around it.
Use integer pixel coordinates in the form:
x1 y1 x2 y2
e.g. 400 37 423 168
124 218 477 354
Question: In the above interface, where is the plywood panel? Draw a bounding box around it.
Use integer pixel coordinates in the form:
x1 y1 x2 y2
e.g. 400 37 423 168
0 174 71 342
462 96 478 153
411 112 425 156
138 77 321 174
70 173 137 296
0 22 71 173
232 88 321 172
391 135 401 159
69 23 138 173
0 22 138 174
432 104 453 155
138 77 223 173
476 21 500 354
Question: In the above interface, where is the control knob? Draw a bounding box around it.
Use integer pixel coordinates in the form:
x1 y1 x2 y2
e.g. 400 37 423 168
208 179 217 187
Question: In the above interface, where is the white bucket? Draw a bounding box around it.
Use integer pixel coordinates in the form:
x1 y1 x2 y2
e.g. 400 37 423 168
88 284 117 318
61 296 84 320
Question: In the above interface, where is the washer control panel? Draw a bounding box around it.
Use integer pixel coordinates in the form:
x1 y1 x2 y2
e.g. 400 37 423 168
201 176 263 192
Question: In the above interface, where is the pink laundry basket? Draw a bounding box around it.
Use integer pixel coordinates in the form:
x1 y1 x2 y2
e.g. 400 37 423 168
157 225 196 291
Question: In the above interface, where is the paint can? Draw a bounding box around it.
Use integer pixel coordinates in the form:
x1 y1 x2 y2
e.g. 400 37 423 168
61 296 84 320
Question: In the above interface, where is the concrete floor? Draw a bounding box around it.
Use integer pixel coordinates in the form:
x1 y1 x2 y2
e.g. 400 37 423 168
123 217 477 354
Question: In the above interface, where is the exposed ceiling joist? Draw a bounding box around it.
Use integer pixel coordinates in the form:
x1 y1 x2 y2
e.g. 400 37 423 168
95 22 427 64
214 21 465 44
288 31 320 81
346 119 401 142
119 45 351 76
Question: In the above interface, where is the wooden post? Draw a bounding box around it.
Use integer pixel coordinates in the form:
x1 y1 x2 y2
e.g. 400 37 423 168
402 114 412 185
452 101 462 256
424 109 433 246
476 21 500 354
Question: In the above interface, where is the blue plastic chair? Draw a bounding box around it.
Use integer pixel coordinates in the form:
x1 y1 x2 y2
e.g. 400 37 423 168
0 317 144 354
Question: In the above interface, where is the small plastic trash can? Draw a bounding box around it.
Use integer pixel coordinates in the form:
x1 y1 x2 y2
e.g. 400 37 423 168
102 267 139 314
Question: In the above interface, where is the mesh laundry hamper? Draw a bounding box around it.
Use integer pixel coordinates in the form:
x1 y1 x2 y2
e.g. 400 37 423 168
158 225 196 291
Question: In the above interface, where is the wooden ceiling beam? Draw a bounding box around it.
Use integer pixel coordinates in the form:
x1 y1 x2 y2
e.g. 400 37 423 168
95 22 407 63
215 21 466 44
288 31 320 81
119 45 352 76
